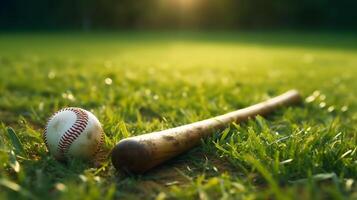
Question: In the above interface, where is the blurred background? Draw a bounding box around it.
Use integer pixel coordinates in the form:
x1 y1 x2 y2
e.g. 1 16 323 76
1 0 357 30
1 2 357 200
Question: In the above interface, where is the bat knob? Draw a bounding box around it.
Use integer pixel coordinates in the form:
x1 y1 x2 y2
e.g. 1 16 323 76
111 139 151 174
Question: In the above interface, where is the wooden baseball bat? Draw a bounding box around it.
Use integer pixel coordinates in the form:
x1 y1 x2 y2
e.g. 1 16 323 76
111 90 301 173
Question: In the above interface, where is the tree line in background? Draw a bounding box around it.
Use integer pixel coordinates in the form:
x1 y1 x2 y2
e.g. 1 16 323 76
1 0 356 30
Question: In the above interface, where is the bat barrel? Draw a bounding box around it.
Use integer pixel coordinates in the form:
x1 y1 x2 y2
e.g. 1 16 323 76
111 90 301 173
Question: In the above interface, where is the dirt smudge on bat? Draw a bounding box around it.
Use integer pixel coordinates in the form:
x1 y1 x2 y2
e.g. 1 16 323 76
146 140 157 151
162 135 180 146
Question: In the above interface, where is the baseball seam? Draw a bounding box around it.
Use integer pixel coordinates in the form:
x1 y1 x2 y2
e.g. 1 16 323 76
57 108 89 157
93 128 105 156
43 107 89 158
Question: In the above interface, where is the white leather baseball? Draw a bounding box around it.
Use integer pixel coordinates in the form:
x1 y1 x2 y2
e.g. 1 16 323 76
43 107 103 160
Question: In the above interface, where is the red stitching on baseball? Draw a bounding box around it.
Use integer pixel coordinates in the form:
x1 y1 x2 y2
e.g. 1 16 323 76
55 107 89 157
43 127 49 148
93 128 105 157
43 107 104 159
68 128 81 136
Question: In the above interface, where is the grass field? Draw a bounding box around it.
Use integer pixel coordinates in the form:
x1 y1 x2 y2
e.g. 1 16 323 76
0 32 356 200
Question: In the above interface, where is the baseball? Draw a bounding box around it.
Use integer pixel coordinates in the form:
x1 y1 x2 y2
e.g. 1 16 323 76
43 107 104 160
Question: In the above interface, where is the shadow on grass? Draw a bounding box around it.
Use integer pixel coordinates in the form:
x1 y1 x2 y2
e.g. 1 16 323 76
113 146 240 199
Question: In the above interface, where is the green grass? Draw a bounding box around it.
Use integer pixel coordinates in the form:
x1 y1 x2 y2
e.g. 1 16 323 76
0 31 356 200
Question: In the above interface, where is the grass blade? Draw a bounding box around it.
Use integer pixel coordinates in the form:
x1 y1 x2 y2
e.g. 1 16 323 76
9 150 20 173
119 121 130 138
220 127 230 142
6 127 25 156
0 178 35 199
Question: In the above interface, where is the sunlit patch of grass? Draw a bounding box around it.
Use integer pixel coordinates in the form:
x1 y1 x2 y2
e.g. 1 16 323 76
0 32 356 199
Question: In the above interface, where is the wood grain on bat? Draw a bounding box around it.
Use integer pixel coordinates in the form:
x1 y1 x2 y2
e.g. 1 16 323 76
111 90 301 173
